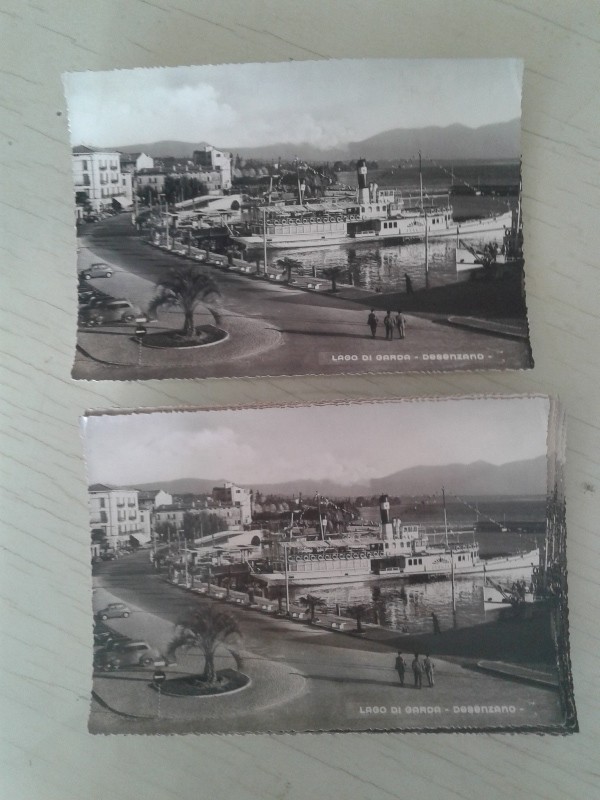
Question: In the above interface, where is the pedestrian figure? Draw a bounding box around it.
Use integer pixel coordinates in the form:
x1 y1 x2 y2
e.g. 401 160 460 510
424 654 435 687
367 309 378 338
412 653 423 689
431 612 441 635
394 652 406 687
404 272 414 294
395 310 406 339
384 310 394 340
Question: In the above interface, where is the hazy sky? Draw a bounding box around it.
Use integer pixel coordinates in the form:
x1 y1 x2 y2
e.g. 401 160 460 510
64 58 523 149
83 397 548 488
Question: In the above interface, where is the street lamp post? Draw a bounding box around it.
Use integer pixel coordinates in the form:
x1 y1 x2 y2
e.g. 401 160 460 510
283 542 290 616
262 207 268 275
184 539 189 587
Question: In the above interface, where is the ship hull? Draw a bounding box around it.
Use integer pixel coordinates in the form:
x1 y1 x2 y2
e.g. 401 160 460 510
254 548 540 587
232 211 513 251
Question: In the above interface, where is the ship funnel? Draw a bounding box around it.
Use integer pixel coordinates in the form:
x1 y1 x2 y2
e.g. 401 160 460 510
379 494 390 525
357 158 369 205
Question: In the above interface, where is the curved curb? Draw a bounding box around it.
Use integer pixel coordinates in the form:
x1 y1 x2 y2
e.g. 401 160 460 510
91 689 156 720
141 327 229 350
153 672 252 701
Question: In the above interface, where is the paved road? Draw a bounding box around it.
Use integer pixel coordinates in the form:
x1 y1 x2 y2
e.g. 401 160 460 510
89 552 563 734
73 216 531 379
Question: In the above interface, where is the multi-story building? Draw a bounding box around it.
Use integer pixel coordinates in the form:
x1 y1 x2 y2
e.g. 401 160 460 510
72 146 132 213
135 168 167 196
192 145 233 191
154 505 189 531
138 489 173 510
212 482 252 526
119 151 155 173
88 484 150 555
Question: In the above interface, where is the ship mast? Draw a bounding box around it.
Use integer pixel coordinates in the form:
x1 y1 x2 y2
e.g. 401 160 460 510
316 493 325 541
419 150 424 211
442 486 449 546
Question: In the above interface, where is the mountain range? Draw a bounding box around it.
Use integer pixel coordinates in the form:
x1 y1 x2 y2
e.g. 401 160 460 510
129 456 546 499
112 119 520 163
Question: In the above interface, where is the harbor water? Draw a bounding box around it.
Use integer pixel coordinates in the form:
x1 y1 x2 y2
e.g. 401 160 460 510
288 563 537 636
273 235 498 294
287 497 544 635
256 167 519 293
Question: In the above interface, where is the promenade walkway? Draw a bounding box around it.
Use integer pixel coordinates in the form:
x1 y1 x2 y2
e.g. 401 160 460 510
90 575 563 733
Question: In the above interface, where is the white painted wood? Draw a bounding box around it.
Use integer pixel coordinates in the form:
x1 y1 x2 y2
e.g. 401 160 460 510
1 1 598 798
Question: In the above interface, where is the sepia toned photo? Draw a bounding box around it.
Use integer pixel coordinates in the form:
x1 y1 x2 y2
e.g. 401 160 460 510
65 58 533 380
84 396 575 734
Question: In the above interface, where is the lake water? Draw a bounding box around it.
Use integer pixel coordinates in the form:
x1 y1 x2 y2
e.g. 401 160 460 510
288 566 535 635
287 498 545 634
264 191 518 294
273 236 494 294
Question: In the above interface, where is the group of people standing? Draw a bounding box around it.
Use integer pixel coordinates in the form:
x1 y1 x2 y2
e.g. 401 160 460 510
395 652 435 688
367 309 406 340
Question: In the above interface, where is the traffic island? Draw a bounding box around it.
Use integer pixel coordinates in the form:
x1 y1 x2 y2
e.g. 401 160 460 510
140 324 228 349
154 668 250 698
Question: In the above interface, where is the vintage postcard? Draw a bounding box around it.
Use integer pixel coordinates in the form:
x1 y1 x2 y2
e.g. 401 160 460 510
65 58 533 380
84 396 575 734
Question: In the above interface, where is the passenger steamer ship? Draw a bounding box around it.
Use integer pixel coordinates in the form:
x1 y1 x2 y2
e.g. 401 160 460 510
254 494 539 588
232 159 513 251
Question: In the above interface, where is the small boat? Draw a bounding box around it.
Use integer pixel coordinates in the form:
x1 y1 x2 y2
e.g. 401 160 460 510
482 576 537 612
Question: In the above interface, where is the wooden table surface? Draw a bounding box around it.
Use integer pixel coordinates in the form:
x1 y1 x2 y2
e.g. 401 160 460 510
1 2 599 798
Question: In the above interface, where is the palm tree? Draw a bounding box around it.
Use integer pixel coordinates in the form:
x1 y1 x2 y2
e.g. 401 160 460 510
269 584 288 614
322 266 344 293
276 256 303 283
166 605 242 685
346 603 370 633
148 267 220 337
299 594 326 624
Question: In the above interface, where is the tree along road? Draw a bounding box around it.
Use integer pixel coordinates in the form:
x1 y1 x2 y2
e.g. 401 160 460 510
90 551 563 734
74 215 530 379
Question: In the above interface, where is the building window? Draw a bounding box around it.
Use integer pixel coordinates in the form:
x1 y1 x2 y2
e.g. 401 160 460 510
82 160 88 171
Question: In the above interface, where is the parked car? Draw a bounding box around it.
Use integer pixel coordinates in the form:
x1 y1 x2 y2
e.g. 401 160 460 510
95 641 164 670
95 602 131 621
78 289 98 305
93 631 129 651
79 263 113 280
79 295 118 312
79 299 145 326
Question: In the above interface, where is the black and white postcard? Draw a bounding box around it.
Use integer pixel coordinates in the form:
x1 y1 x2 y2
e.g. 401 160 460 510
84 396 575 734
65 58 533 380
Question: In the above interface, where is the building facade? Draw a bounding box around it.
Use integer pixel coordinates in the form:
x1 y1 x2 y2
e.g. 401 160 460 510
135 168 167 195
212 482 252 526
193 145 233 191
88 484 149 555
119 151 155 173
72 146 132 212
